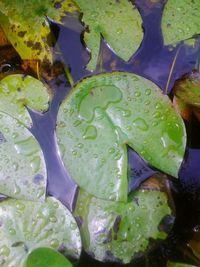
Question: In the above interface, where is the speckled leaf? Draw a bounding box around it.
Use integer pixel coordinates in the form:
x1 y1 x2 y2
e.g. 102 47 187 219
162 0 200 45
0 74 50 127
26 247 73 267
57 72 186 202
0 111 46 201
74 185 174 263
75 0 143 69
0 197 81 267
174 72 200 108
0 0 79 63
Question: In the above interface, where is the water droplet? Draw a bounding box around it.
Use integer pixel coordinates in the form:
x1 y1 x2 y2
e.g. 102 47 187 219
133 118 149 131
50 239 59 248
108 147 115 154
134 91 141 97
152 121 158 126
83 125 97 140
131 75 139 81
78 143 84 149
14 137 39 156
9 228 16 235
145 88 151 95
13 162 19 171
50 216 57 223
14 184 21 195
117 28 123 34
72 150 77 156
105 11 114 18
70 222 77 230
153 111 161 118
0 245 10 256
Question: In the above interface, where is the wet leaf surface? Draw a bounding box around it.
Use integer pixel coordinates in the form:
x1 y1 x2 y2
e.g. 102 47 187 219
26 247 73 267
0 0 79 63
0 197 81 267
0 74 50 127
75 0 143 70
0 111 47 201
167 262 197 267
162 0 200 45
74 179 174 264
57 72 186 202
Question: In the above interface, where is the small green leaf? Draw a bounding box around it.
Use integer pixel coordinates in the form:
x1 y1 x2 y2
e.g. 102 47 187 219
162 0 200 45
26 247 73 267
74 185 174 264
0 112 46 201
0 197 81 267
0 0 79 63
75 0 143 69
0 74 50 127
57 72 186 202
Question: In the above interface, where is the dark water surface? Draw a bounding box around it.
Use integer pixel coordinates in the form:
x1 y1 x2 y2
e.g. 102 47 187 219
1 0 200 266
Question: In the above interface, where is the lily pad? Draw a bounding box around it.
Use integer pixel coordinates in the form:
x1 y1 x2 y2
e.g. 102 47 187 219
75 0 143 69
0 197 81 267
0 0 79 63
74 181 174 264
0 111 46 201
26 247 73 267
57 72 186 202
162 0 200 45
0 74 50 127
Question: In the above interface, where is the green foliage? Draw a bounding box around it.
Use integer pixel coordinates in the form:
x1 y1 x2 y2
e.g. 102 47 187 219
0 0 79 62
0 112 46 201
25 247 73 267
0 74 50 127
74 186 173 264
57 72 186 202
75 0 143 69
162 0 200 45
0 197 81 267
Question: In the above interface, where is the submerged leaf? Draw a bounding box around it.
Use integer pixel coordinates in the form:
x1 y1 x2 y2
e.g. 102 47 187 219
75 0 143 69
0 197 81 267
0 0 79 63
26 247 73 267
162 0 200 45
0 74 50 127
57 72 186 202
0 111 46 201
74 181 174 264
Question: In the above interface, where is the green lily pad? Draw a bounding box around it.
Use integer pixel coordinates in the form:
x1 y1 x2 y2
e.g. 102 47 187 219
74 184 174 264
75 0 143 70
26 247 73 267
57 72 186 202
0 0 79 63
0 197 81 267
0 74 50 127
0 111 46 201
162 0 200 45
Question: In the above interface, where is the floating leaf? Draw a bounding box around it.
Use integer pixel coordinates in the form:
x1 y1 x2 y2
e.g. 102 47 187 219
0 111 47 201
162 0 200 45
0 197 81 267
75 0 143 69
74 180 174 264
0 74 50 127
57 72 186 202
0 0 79 63
26 247 73 267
